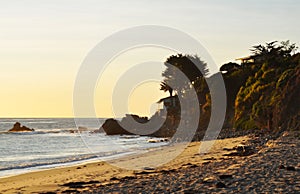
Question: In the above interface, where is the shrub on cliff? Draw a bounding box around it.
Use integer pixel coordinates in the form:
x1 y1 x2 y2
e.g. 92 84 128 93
234 41 299 131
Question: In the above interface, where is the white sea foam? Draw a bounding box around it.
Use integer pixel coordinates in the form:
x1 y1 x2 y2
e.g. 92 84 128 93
0 118 168 178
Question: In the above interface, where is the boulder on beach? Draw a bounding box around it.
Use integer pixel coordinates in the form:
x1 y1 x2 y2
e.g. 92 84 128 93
8 122 34 132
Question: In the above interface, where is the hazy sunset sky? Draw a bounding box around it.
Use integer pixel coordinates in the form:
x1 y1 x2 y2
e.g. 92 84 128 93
0 0 299 118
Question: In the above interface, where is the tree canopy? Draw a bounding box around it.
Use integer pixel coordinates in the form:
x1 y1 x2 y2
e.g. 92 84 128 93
220 62 241 73
160 54 208 97
250 40 298 66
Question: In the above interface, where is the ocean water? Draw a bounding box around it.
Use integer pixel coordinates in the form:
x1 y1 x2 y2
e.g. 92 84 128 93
0 118 168 177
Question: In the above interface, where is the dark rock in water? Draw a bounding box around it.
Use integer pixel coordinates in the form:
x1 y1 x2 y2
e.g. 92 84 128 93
8 122 34 132
101 118 134 135
101 112 178 137
101 114 151 136
215 181 226 188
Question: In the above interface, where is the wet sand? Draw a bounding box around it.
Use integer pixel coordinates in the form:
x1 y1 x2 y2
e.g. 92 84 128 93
0 132 299 193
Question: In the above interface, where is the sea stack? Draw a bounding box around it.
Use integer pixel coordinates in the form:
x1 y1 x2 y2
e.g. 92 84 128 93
101 118 134 135
8 122 34 132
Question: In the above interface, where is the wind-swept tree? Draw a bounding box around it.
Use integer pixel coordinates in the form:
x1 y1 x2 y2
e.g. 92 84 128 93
160 54 208 97
250 40 298 66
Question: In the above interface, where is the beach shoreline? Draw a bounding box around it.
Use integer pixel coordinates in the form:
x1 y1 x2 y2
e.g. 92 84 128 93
0 131 299 193
0 135 251 193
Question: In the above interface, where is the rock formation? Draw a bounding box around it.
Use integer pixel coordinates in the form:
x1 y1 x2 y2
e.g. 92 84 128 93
100 113 176 137
8 122 34 132
101 118 134 135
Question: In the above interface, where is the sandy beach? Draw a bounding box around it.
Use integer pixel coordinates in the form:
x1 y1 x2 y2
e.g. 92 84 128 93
0 131 299 193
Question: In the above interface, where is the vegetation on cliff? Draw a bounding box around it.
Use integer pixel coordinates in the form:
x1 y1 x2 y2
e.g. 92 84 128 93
101 40 299 138
159 40 299 133
233 41 299 131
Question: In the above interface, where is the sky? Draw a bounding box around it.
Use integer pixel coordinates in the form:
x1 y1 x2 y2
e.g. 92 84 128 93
0 0 299 118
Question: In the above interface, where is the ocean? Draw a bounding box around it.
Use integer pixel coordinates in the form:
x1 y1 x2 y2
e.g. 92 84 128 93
0 118 168 178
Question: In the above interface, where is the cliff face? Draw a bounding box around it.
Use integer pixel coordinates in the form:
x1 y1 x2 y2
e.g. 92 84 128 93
199 52 299 133
221 65 259 128
233 56 300 131
272 63 300 130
